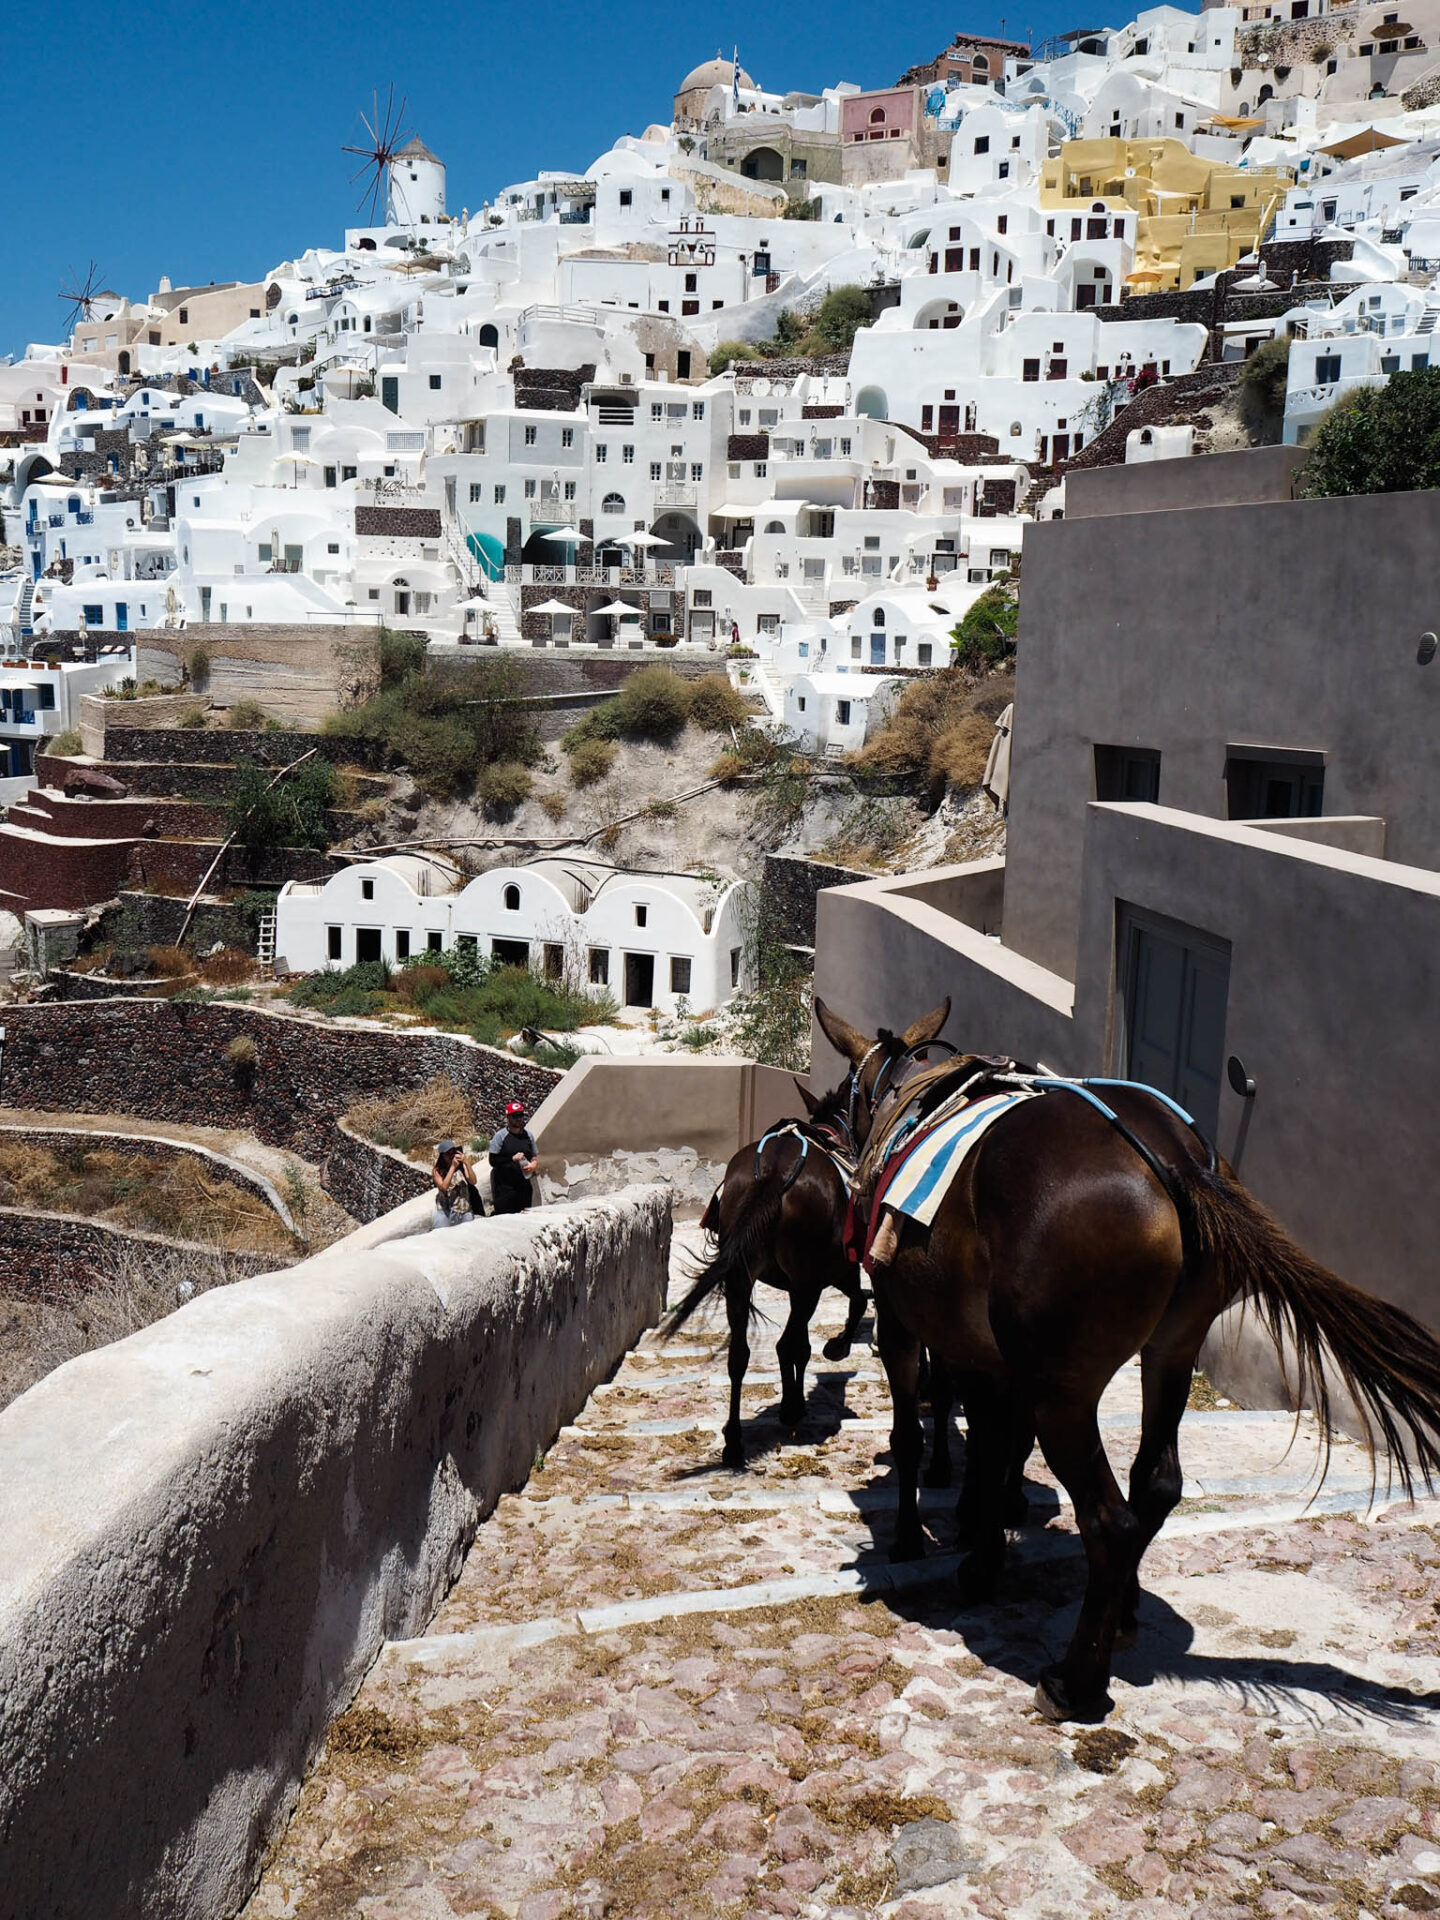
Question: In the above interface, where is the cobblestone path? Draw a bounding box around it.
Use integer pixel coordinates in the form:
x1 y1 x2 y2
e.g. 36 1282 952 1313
248 1227 1440 1920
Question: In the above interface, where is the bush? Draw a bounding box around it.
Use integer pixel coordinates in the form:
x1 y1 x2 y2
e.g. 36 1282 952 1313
852 666 1014 803
950 587 1017 672
325 653 538 798
796 285 872 357
1299 366 1440 497
378 627 428 688
568 738 617 786
562 701 622 750
615 666 692 741
178 707 209 729
708 749 748 786
476 761 533 816
225 698 271 731
537 789 568 822
709 339 762 376
1238 338 1290 444
228 759 336 851
226 1034 257 1071
345 1076 474 1160
687 673 749 733
145 946 192 978
188 646 211 689
49 729 82 756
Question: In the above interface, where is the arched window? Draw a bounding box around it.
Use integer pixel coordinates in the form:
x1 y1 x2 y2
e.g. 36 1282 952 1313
765 520 786 533
855 385 888 420
869 106 887 124
1139 428 1154 444
972 53 989 70
601 491 626 514
117 352 130 375
1258 82 1274 102
1092 201 1107 213
872 608 886 627
503 883 521 910
478 323 499 348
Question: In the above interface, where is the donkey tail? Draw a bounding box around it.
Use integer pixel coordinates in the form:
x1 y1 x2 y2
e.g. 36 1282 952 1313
1179 1162 1440 1496
663 1162 788 1338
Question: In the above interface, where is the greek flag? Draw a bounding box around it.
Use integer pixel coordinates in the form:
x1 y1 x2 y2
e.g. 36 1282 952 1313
733 47 741 109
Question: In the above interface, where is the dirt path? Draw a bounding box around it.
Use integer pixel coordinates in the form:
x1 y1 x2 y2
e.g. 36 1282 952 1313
246 1228 1440 1920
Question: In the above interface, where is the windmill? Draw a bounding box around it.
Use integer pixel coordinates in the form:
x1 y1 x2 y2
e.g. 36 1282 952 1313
342 86 411 225
58 261 105 334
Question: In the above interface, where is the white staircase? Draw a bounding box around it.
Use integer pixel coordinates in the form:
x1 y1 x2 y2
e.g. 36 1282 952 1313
16 578 35 637
1418 302 1440 335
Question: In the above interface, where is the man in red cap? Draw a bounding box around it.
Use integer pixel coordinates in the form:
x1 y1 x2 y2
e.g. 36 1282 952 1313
488 1100 538 1214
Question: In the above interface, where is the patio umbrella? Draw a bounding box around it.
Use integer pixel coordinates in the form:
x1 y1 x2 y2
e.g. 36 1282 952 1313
615 530 664 548
591 600 641 618
538 524 586 543
530 598 576 615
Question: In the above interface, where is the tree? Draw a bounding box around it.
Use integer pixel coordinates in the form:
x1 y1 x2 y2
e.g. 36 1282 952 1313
1237 338 1290 444
1299 367 1440 497
950 586 1018 671
228 760 336 851
799 285 873 356
709 339 761 376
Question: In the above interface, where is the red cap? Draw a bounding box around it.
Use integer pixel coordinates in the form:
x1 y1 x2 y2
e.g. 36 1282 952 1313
505 1101 526 1117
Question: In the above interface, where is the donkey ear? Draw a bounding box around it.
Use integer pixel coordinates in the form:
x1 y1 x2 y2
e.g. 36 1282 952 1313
900 997 951 1050
813 996 871 1067
793 1077 820 1114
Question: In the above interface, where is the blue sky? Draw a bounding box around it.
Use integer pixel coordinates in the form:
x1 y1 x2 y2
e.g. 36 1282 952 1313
4 0 1083 360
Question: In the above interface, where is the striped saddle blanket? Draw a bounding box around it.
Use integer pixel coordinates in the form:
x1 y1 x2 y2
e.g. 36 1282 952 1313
875 1090 1033 1227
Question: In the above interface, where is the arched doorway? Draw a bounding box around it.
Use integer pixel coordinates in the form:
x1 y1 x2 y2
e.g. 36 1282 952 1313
650 510 702 561
478 323 499 348
741 147 784 182
117 351 130 375
856 385 888 420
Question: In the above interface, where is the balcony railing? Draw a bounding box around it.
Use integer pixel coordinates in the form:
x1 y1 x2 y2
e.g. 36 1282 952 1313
653 484 697 509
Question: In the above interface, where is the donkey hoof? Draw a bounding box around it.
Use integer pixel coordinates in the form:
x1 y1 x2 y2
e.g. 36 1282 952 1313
822 1335 852 1362
1034 1665 1113 1724
778 1403 806 1431
889 1530 926 1564
720 1441 746 1472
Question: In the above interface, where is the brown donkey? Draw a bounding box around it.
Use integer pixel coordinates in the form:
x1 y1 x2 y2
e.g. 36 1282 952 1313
816 995 1440 1723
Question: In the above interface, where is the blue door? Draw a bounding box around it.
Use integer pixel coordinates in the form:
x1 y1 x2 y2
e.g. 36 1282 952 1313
115 602 128 632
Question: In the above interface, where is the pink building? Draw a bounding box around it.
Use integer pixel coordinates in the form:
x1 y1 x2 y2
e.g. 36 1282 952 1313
841 86 921 146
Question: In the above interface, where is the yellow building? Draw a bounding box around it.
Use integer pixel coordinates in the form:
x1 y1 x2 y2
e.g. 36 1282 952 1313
1039 137 1293 290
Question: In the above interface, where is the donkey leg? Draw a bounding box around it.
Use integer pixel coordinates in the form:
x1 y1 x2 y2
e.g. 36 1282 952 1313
823 1270 869 1362
1002 1410 1036 1530
952 1372 1009 1602
777 1285 821 1429
875 1291 927 1562
924 1351 955 1489
1118 1346 1192 1642
1031 1396 1142 1723
721 1276 753 1471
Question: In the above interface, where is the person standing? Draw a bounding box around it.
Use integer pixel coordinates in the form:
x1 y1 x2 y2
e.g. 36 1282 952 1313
432 1139 483 1229
489 1100 538 1214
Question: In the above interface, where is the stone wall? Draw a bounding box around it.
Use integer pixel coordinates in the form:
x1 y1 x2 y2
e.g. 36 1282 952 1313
0 1000 560 1218
134 626 387 729
0 1125 292 1231
1066 362 1243 472
80 692 204 756
101 725 390 770
324 1120 433 1221
761 851 874 951
0 1210 277 1301
0 1185 670 1920
92 890 266 954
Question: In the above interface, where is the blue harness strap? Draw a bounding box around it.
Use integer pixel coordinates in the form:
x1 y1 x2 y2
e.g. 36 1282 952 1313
755 1124 809 1189
1031 1076 1218 1175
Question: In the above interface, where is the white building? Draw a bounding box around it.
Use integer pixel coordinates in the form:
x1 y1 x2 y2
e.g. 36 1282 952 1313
275 855 754 1016
0 650 134 802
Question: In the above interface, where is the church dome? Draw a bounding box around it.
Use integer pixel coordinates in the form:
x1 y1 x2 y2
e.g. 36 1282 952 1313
677 56 755 96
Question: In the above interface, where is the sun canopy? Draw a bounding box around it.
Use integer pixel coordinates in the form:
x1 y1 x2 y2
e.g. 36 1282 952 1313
592 600 642 617
1318 128 1408 159
537 524 586 542
530 598 575 615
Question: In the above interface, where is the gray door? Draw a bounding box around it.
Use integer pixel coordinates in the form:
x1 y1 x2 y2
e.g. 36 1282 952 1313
1123 915 1230 1137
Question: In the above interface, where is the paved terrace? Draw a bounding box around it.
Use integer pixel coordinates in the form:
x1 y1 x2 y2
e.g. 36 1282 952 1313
248 1229 1440 1919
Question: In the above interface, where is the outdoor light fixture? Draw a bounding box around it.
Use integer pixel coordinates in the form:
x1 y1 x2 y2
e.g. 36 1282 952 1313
1418 631 1437 665
1227 1054 1256 1098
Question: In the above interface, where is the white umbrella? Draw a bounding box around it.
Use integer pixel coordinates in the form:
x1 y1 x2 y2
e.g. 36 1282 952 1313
458 593 489 608
615 530 664 548
538 524 586 543
592 599 641 618
530 598 576 615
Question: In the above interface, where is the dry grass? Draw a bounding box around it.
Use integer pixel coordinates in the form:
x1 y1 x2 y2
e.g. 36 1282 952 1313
145 945 193 979
196 947 257 985
0 1239 258 1412
0 1139 296 1256
850 667 1013 801
568 739 616 787
344 1076 475 1160
537 789 568 823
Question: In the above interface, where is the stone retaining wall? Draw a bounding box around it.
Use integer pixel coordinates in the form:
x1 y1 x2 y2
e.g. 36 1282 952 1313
0 1124 292 1230
761 851 873 952
0 1209 277 1300
324 1120 433 1221
0 1000 559 1219
102 726 390 770
0 1185 670 1920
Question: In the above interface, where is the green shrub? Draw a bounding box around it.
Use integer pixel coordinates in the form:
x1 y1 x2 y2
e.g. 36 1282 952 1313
49 729 82 756
325 653 538 798
225 698 271 731
228 759 336 851
709 339 762 376
378 627 428 688
687 673 749 732
476 761 533 816
562 701 622 750
615 666 692 741
178 707 208 729
567 738 617 786
1298 366 1440 497
950 586 1017 672
796 285 872 357
188 646 211 689
1238 338 1290 444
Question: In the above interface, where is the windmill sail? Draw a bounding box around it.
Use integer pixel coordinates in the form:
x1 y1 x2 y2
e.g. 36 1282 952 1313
342 85 411 225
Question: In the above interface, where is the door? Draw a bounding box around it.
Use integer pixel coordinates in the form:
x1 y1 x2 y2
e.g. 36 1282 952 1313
381 376 399 415
1121 911 1230 1138
938 405 960 437
624 952 654 1008
1052 434 1070 463
115 602 128 632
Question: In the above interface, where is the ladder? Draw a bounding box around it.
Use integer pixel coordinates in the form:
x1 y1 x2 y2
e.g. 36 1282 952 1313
256 907 277 977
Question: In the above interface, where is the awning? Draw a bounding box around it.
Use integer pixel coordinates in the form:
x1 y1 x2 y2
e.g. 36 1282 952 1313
1318 128 1408 159
712 502 758 518
530 597 575 615
1204 113 1266 130
1124 267 1166 282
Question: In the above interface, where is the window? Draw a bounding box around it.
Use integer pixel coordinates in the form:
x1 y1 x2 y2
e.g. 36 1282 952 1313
429 375 442 390
619 189 632 206
1224 747 1324 820
836 699 852 726
494 484 506 503
525 479 536 498
356 928 382 964
83 603 103 625
1316 354 1342 384
690 463 703 481
564 480 576 500
327 542 340 555
524 424 537 445
918 642 932 666
361 879 375 900
562 428 573 447
601 492 625 513
327 926 342 961
634 904 648 927
652 403 664 420
692 402 705 420
470 483 483 502
997 215 1008 235
650 461 663 479
974 134 990 154
427 930 443 952
754 462 767 478
1095 745 1161 804
1048 359 1068 380
343 464 357 481
595 444 607 462
395 930 410 961
684 272 697 293
623 444 634 463
670 956 692 996
501 882 521 911
730 948 741 988
1023 358 1040 382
